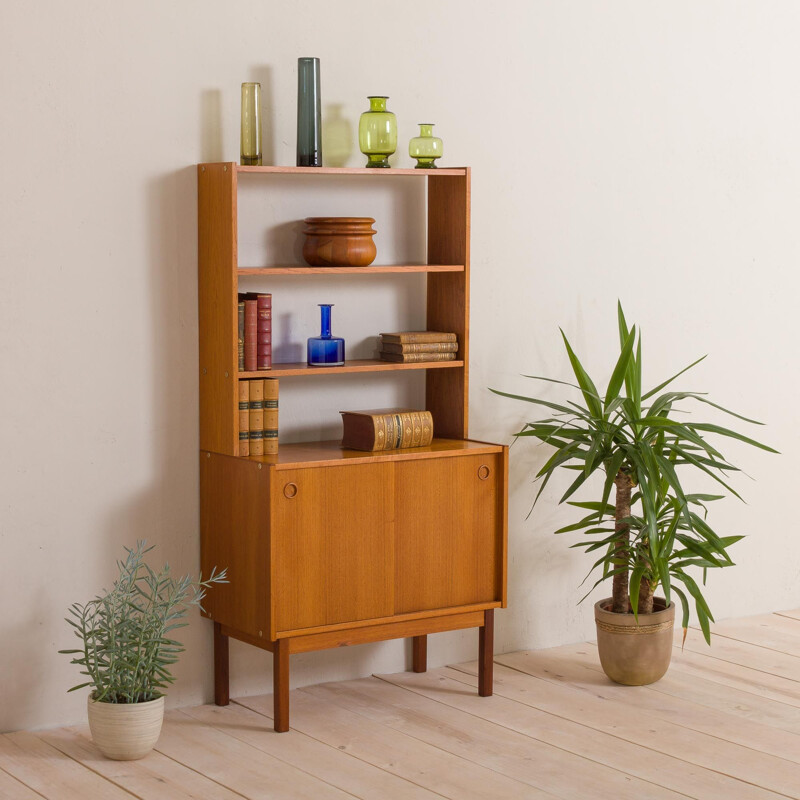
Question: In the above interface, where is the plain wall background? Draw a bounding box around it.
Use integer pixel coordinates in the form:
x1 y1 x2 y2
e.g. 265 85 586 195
1 0 797 731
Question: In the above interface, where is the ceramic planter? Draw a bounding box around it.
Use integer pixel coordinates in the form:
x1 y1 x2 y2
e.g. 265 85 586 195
87 694 164 760
594 598 675 685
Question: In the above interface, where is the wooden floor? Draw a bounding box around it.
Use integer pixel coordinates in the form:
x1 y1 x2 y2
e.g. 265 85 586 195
3 610 800 799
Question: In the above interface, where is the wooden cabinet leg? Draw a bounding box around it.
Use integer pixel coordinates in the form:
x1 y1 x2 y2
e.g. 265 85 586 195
273 638 290 733
478 609 494 697
213 622 230 706
412 635 427 673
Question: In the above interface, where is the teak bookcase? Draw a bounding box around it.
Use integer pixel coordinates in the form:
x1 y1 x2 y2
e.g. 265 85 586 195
197 163 508 732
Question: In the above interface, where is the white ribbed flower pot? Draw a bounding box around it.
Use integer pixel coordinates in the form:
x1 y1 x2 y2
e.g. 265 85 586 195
87 694 164 760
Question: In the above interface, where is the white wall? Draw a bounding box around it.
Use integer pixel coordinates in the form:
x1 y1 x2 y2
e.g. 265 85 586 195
1 0 797 731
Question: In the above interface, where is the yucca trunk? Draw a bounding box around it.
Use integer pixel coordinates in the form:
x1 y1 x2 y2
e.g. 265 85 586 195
612 471 633 613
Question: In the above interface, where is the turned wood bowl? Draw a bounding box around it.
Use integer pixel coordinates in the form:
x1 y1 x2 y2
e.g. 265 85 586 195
302 217 377 267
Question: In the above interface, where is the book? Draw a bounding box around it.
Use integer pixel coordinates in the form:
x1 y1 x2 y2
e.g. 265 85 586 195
340 408 434 452
379 351 457 363
256 293 272 370
248 379 264 456
238 301 245 371
263 378 279 455
380 340 458 354
243 299 258 372
238 380 250 457
379 331 457 344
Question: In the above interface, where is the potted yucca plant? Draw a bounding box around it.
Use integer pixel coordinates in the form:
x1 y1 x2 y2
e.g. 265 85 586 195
492 304 776 684
59 541 227 759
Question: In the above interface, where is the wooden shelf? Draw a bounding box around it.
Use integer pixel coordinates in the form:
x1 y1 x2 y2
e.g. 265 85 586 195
238 264 464 276
232 164 467 176
236 438 504 470
240 358 465 378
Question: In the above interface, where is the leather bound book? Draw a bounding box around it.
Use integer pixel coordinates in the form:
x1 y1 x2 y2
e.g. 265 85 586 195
379 331 456 344
380 340 458 354
243 300 258 372
340 408 434 452
256 293 272 370
238 380 250 457
379 351 456 363
238 301 245 371
249 379 264 456
263 378 279 455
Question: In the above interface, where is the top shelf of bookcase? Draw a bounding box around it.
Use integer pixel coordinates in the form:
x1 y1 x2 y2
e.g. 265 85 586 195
198 164 468 177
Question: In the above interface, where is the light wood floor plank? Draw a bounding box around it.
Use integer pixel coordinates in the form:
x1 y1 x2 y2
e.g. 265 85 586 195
306 675 685 799
0 732 136 800
0 768 46 800
777 609 800 621
696 614 800 658
552 640 800 734
382 667 780 800
457 657 800 798
674 625 800 683
236 688 557 799
183 701 444 800
38 725 246 800
668 642 800 708
491 642 800 764
156 709 357 799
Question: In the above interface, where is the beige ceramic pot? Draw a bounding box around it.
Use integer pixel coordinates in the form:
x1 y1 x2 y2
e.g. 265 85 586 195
594 598 675 685
87 694 164 760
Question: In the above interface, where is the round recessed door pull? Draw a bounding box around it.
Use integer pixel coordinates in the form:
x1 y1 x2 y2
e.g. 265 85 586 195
284 483 298 499
478 465 491 480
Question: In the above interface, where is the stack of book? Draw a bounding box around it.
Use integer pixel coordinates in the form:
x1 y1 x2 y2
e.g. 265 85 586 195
238 292 272 371
378 331 458 362
238 378 279 456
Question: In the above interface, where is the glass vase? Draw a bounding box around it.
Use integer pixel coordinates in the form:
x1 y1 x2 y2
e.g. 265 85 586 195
297 57 322 167
409 123 442 169
307 304 345 366
240 83 262 166
358 96 397 168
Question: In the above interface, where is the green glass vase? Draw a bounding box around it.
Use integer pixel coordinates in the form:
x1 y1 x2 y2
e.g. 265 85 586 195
240 83 262 166
409 123 442 169
358 96 397 168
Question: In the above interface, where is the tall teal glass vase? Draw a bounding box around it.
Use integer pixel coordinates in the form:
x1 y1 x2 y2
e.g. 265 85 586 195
358 96 397 168
297 57 322 167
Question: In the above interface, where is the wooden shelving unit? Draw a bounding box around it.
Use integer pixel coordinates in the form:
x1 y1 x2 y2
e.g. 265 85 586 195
197 162 508 732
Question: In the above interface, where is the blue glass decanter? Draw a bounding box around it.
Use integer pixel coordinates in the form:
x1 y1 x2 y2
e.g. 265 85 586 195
307 304 345 366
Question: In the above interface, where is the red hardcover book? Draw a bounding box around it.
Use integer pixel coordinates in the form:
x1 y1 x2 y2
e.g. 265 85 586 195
243 300 258 372
256 293 272 370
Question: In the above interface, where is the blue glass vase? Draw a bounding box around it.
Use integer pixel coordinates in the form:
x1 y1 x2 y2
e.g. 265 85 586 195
307 304 345 366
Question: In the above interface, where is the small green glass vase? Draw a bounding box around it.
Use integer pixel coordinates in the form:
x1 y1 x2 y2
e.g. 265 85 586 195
358 96 397 168
409 123 442 169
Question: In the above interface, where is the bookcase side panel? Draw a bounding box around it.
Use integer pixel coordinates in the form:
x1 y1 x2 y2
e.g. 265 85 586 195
200 452 270 640
198 163 239 455
426 171 470 439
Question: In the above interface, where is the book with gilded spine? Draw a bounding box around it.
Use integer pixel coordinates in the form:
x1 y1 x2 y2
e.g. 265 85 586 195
379 331 456 344
263 378 279 455
380 351 456 363
340 408 434 452
238 380 250 457
238 301 245 371
248 379 264 456
380 340 458 354
243 299 258 371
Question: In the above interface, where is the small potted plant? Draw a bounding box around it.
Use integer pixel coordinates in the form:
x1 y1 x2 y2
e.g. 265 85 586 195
60 541 226 759
492 304 776 684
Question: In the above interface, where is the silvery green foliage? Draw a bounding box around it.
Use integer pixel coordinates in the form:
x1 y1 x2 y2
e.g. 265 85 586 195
60 541 227 703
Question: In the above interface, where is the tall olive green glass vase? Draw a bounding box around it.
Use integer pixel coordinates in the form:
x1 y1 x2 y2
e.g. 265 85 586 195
409 123 442 169
358 96 397 168
240 82 262 166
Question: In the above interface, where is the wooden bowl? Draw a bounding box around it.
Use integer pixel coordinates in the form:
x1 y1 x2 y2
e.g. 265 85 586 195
302 217 377 267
